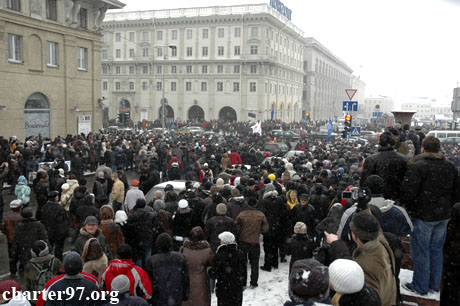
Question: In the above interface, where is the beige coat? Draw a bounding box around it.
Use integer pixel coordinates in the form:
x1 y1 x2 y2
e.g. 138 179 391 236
111 178 124 203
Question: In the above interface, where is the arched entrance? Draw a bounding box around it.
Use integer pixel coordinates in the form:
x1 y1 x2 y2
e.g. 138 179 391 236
188 105 204 122
218 106 237 122
159 105 174 125
24 93 50 138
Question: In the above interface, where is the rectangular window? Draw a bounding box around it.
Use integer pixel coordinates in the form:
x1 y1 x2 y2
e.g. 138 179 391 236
186 65 192 73
77 47 87 70
78 8 87 29
142 65 148 74
233 82 240 92
186 82 192 91
201 82 207 92
102 49 108 60
46 41 58 66
171 65 177 73
202 65 207 74
157 48 163 57
202 29 208 39
142 82 148 90
129 49 134 58
234 27 241 38
157 66 162 74
142 48 149 57
217 65 223 73
157 31 163 41
102 66 107 74
250 45 258 55
234 46 240 55
217 82 223 92
46 0 57 21
186 47 193 57
115 33 121 42
156 82 162 91
202 47 208 56
129 32 135 42
115 82 121 90
115 49 121 58
129 82 135 90
129 66 134 74
103 81 108 91
7 0 20 11
171 82 176 91
250 65 257 73
234 65 240 73
171 47 177 57
218 46 224 56
115 66 120 74
251 27 259 38
186 29 193 40
171 30 178 40
250 82 256 92
142 31 149 41
218 28 224 38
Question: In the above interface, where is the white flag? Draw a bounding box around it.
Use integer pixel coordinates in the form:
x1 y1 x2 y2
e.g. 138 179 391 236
252 121 262 135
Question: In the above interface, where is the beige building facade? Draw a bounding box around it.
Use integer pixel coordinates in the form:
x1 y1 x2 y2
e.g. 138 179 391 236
0 0 124 139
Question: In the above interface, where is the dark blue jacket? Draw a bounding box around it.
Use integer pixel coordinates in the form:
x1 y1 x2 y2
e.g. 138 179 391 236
44 274 101 306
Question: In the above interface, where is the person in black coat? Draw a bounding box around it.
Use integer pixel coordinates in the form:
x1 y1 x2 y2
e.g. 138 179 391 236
285 222 316 273
360 132 409 201
292 193 317 236
145 233 190 306
209 232 246 306
125 198 159 267
309 184 330 223
40 191 70 261
171 199 194 251
75 194 99 229
204 204 236 253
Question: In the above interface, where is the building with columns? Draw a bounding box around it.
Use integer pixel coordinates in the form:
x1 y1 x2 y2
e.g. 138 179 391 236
101 3 305 124
0 0 124 139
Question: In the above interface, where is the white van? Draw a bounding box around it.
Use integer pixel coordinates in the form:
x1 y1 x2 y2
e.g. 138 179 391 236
425 130 460 141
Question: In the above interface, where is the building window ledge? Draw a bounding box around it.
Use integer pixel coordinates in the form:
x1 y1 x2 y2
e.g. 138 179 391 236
47 64 59 69
8 59 23 64
77 68 88 72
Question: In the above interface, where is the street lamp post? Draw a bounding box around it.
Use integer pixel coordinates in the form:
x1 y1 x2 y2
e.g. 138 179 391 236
156 45 176 131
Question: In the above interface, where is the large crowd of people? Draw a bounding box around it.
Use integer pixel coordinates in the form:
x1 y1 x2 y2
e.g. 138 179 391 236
0 120 459 306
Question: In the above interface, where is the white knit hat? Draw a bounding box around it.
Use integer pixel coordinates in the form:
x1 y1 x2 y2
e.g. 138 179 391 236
111 275 130 293
328 259 364 294
178 199 189 209
218 231 235 244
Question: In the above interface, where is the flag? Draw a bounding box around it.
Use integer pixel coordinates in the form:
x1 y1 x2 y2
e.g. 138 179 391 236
251 120 262 135
327 118 333 142
270 109 275 120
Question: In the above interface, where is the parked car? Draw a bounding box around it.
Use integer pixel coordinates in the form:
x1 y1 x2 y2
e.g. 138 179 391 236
264 142 290 155
145 180 198 203
360 130 379 143
292 129 308 137
285 150 305 158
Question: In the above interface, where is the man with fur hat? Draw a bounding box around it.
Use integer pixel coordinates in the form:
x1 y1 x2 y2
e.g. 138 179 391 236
235 197 269 288
145 233 190 306
209 232 246 306
40 191 69 261
401 136 460 296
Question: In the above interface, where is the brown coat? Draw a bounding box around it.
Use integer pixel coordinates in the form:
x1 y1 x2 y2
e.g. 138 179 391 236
236 207 269 244
82 237 108 281
99 205 125 256
353 234 397 306
180 240 214 306
1 211 22 243
156 210 172 236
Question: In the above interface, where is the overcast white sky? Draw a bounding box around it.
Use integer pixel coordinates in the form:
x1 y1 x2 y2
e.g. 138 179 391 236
111 0 460 104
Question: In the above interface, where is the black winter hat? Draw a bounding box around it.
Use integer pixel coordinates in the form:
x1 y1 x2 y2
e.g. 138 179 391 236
156 233 173 253
289 259 330 303
363 175 384 195
47 191 59 199
117 244 133 260
21 207 33 219
379 132 396 147
64 252 83 276
350 212 380 242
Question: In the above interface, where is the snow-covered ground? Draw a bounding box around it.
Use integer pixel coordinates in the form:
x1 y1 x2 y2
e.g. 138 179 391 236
399 269 440 301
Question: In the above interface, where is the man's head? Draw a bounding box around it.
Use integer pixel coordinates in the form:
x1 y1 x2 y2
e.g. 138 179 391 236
156 233 173 253
379 132 396 148
422 136 440 153
111 173 118 181
350 212 380 244
63 252 83 276
299 193 310 205
116 244 133 260
84 216 99 235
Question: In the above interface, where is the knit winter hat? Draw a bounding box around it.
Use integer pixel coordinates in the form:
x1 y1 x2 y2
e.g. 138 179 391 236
218 231 235 244
216 203 227 215
178 199 189 209
289 259 330 303
294 222 307 234
268 173 276 181
350 212 380 242
216 178 224 187
263 183 278 199
114 210 128 225
156 233 173 252
17 176 27 185
64 252 83 276
111 275 130 293
98 171 104 178
131 180 139 186
231 188 241 197
9 199 22 209
329 259 365 294
153 199 165 211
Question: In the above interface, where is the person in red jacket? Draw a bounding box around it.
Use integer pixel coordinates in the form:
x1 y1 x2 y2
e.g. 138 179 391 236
167 156 183 170
101 244 152 300
229 149 242 165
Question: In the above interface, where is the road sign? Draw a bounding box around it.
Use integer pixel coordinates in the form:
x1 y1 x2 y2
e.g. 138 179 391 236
350 126 361 137
345 89 357 100
343 101 358 111
373 112 383 117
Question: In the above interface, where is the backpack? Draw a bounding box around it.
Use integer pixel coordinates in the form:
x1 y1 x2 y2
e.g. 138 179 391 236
95 180 108 200
31 257 56 291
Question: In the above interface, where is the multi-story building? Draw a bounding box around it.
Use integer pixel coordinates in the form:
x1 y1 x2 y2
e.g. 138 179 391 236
0 0 124 139
101 3 305 124
302 37 353 121
362 96 394 119
401 97 452 120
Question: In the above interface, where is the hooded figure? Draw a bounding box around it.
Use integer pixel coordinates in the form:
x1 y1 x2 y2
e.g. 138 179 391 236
82 238 108 281
99 205 125 257
15 175 31 207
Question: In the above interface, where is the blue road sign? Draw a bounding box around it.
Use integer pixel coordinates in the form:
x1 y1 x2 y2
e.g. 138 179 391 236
373 112 383 117
350 126 361 137
343 101 358 111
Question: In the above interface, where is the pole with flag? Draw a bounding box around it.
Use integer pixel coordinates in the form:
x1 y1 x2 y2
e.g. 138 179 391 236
327 118 333 142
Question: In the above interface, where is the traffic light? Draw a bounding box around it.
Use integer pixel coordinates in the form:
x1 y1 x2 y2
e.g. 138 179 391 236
118 112 124 123
344 115 352 130
124 112 130 121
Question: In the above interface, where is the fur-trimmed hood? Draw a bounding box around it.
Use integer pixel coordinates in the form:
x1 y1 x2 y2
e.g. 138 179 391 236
408 152 443 165
183 239 210 250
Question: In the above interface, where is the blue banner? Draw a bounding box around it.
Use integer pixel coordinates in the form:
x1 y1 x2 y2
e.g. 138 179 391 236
327 118 333 142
